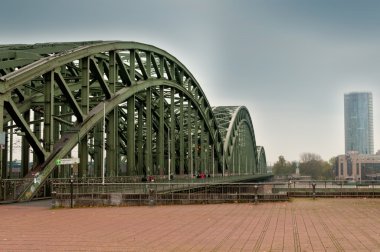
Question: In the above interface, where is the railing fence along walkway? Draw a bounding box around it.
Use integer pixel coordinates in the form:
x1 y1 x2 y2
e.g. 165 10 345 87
51 182 287 207
2 178 380 206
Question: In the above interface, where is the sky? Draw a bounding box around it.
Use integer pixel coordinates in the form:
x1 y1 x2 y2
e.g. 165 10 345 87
1 0 380 164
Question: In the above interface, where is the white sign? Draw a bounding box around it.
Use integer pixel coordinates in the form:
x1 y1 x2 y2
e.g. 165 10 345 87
56 158 80 165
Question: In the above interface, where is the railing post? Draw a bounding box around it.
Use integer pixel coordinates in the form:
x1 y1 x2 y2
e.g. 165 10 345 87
372 181 375 198
0 179 2 201
51 191 57 208
171 183 173 204
312 182 316 200
254 185 258 204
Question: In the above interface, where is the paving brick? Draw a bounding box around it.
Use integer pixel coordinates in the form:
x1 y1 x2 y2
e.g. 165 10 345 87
0 198 379 251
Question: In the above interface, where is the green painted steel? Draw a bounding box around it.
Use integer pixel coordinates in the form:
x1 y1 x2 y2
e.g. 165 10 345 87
0 41 267 201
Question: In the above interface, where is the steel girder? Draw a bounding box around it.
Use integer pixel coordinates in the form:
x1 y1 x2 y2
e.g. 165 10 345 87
213 106 259 175
0 41 226 201
0 41 266 201
257 146 267 174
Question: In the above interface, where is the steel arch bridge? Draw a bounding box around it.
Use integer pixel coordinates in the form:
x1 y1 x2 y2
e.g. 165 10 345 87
0 41 267 201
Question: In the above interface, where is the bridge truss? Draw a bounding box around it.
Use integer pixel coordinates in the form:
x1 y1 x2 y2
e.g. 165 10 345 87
0 41 267 201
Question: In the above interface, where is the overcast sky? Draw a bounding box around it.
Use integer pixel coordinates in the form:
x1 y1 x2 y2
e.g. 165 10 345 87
1 0 380 164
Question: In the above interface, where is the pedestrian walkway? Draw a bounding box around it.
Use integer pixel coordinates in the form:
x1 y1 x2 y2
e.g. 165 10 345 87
0 198 379 251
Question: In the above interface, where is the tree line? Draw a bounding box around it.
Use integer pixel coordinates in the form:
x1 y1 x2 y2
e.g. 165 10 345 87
272 153 335 179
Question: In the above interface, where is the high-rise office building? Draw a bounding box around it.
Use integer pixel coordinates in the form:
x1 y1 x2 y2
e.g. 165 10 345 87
344 92 374 154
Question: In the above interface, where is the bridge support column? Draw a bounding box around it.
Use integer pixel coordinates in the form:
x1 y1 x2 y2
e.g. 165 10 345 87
21 110 30 177
158 86 164 175
194 112 199 174
206 132 210 175
137 104 144 176
107 51 118 177
200 120 205 174
79 57 89 177
94 122 103 177
179 93 184 175
146 88 152 176
127 95 135 175
187 103 193 177
53 106 60 178
170 88 176 176
43 71 54 153
61 105 71 178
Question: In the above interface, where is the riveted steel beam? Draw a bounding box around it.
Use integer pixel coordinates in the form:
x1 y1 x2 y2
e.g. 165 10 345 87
4 100 47 163
89 58 112 99
54 72 84 122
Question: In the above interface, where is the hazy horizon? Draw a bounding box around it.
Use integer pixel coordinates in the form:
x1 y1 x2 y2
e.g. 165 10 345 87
1 0 380 164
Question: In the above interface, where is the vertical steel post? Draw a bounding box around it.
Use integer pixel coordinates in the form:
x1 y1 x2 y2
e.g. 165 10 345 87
170 88 175 176
107 51 117 176
158 86 164 175
200 120 205 174
129 50 135 84
9 123 13 178
127 96 135 175
94 122 102 177
188 104 192 178
168 127 170 180
137 105 144 175
194 113 199 174
102 102 106 185
80 57 89 177
212 144 215 178
146 88 152 176
21 110 30 177
43 71 54 152
179 93 184 175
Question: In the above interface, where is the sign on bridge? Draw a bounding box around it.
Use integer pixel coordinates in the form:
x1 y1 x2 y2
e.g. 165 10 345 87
55 158 80 165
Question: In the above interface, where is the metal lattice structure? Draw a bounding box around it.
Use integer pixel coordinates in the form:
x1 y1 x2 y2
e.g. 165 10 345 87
0 41 267 201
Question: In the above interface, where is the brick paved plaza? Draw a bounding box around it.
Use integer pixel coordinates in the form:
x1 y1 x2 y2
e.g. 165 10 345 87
0 198 380 251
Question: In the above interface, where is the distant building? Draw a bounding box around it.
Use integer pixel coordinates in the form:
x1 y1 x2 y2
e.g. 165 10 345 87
344 92 374 154
335 151 380 181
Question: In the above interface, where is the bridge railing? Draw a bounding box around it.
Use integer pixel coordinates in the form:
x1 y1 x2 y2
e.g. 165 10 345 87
273 180 380 189
0 178 51 202
0 174 272 203
273 180 380 198
50 182 287 207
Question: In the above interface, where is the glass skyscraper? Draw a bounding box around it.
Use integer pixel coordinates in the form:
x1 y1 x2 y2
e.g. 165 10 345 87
344 92 374 154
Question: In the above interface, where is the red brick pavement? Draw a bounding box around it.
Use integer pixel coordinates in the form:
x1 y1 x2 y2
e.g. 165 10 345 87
0 198 380 251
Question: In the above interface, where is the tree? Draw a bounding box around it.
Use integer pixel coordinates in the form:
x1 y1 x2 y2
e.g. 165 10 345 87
300 152 321 163
273 155 295 176
299 153 333 179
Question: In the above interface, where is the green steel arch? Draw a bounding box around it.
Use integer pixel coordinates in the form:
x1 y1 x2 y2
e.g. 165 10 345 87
0 41 266 201
257 146 267 174
213 106 258 175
